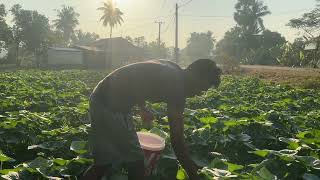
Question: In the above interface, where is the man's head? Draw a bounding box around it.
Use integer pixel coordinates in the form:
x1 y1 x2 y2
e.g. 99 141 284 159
184 59 222 97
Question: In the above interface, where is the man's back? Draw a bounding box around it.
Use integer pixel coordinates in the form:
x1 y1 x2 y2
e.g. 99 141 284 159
91 60 185 112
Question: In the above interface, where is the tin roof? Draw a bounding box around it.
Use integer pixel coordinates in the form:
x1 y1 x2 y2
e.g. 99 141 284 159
49 47 82 52
72 45 104 52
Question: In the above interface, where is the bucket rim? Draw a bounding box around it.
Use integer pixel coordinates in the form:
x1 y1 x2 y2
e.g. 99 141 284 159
137 132 166 151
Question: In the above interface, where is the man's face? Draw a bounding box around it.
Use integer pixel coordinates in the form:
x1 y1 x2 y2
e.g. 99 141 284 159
188 68 222 97
210 67 222 88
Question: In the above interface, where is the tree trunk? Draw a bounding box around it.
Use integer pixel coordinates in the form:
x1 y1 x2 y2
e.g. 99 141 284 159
108 27 113 70
35 49 40 69
15 40 20 67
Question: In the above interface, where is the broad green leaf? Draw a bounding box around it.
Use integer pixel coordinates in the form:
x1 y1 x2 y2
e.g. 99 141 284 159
1 172 20 180
28 141 66 151
296 156 320 169
200 117 218 124
0 151 15 162
70 141 88 154
191 154 210 167
279 137 300 150
0 168 22 175
225 162 244 172
24 157 51 169
303 173 320 180
257 167 277 180
200 167 237 178
176 167 187 180
53 158 69 166
228 133 251 142
208 158 228 169
250 150 272 158
149 127 169 139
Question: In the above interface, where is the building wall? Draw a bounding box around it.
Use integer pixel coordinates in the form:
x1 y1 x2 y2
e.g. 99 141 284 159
84 51 106 69
48 49 83 65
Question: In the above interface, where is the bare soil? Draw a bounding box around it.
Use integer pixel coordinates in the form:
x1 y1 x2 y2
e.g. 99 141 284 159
237 65 320 89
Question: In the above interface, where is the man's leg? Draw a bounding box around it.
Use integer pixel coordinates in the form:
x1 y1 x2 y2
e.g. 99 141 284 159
127 160 145 180
81 164 111 180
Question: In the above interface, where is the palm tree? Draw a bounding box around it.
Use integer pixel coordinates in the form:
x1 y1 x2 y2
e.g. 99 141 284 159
234 0 271 35
97 0 124 69
97 0 124 39
53 6 79 46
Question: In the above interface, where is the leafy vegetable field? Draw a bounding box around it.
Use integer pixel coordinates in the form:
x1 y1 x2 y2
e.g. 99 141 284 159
0 70 319 180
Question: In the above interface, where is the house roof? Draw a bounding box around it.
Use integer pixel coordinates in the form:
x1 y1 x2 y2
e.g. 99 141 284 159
90 37 144 53
49 47 82 52
72 45 104 52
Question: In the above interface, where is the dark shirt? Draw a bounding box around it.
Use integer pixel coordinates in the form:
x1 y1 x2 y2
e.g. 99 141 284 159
91 60 186 113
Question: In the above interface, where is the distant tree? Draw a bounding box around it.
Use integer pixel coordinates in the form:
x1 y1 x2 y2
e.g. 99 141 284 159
125 36 133 44
252 30 287 65
11 5 50 67
45 30 65 47
0 4 6 21
288 1 320 39
216 27 242 58
185 31 216 61
288 0 320 67
260 30 286 48
277 39 305 67
0 4 12 58
234 0 271 53
146 41 169 59
234 0 271 36
216 27 286 65
71 30 100 45
53 6 80 46
133 36 148 48
97 0 124 39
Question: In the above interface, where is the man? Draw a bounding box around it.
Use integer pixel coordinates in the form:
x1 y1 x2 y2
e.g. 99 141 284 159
82 59 222 180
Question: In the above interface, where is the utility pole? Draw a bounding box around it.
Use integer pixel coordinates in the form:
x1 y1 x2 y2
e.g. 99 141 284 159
174 3 179 63
155 21 165 47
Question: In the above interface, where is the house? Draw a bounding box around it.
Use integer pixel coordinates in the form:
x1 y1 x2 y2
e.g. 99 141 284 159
89 37 147 68
71 45 105 69
47 47 84 66
47 37 146 69
47 46 105 69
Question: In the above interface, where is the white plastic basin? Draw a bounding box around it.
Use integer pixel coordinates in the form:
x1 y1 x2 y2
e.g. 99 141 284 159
137 132 165 151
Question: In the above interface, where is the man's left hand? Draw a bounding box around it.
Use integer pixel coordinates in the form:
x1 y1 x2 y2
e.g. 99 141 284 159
140 110 154 128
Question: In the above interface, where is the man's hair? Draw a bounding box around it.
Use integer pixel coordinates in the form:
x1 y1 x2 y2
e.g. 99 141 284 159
186 59 222 85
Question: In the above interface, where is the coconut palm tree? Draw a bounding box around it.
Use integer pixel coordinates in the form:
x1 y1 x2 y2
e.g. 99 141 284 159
97 0 124 69
234 0 271 35
53 6 79 46
97 0 124 39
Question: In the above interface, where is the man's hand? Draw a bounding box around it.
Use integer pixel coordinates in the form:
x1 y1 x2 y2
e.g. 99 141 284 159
140 110 154 123
139 107 154 129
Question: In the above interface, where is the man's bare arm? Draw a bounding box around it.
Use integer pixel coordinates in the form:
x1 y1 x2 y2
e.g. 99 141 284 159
138 102 154 124
168 104 200 180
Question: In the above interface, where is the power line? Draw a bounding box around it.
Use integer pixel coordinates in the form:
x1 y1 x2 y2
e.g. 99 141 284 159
178 0 193 8
180 14 232 18
162 15 175 34
160 0 167 12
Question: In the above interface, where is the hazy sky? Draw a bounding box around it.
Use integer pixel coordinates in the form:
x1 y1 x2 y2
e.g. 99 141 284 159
2 0 317 48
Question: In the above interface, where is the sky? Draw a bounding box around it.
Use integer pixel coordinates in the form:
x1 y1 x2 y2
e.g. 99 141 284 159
2 0 318 48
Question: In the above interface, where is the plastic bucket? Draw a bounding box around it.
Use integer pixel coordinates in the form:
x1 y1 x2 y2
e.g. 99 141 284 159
137 132 165 176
